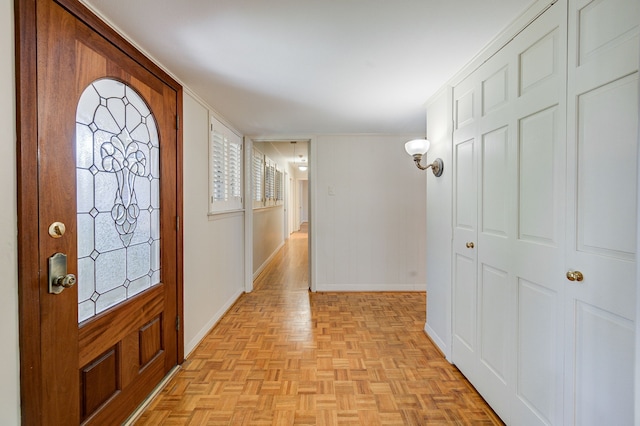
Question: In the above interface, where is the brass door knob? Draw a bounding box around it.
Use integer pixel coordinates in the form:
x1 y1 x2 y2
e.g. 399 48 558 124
566 270 584 282
466 242 475 249
54 274 77 288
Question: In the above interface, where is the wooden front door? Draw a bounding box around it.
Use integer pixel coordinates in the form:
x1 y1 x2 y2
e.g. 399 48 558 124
17 0 183 424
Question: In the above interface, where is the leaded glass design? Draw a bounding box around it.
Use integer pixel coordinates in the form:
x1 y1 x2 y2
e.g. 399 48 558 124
76 79 161 323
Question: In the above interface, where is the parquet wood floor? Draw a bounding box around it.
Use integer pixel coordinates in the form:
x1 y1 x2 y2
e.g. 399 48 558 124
135 225 503 425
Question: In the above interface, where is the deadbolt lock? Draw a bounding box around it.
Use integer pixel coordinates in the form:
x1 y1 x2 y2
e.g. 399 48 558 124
48 222 66 238
48 252 76 294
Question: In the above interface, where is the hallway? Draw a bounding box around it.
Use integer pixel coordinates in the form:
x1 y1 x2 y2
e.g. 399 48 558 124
135 227 502 425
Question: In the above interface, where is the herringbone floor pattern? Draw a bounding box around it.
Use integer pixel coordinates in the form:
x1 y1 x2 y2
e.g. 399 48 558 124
135 225 503 425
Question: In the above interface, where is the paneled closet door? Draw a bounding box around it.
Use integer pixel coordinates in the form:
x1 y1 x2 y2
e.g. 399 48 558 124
565 0 639 424
452 72 479 387
510 4 567 425
451 3 568 424
474 44 517 421
452 38 518 424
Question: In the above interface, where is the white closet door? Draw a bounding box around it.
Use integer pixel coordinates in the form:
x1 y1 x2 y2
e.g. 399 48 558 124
452 45 518 422
452 73 480 386
565 0 639 425
452 3 568 424
474 45 516 421
510 4 567 425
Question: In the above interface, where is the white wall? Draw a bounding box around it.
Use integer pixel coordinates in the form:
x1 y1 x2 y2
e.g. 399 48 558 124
636 37 640 420
424 88 453 358
252 206 284 275
314 134 426 291
183 93 245 355
1 0 20 423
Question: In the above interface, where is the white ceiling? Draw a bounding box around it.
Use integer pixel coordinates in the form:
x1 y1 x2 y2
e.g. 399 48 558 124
82 0 534 136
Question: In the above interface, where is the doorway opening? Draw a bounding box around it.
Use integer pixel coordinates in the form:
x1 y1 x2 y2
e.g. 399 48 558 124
250 140 311 291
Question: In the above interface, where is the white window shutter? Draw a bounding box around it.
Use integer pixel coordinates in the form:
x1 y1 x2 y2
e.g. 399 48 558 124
253 149 264 206
209 116 243 213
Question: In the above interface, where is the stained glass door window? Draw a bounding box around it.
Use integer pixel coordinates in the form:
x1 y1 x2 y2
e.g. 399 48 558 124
76 79 161 323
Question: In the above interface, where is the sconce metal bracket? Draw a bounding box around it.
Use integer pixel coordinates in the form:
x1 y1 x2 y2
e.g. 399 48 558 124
413 156 443 177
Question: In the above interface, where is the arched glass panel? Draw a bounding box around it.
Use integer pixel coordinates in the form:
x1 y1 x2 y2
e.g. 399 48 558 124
76 78 161 323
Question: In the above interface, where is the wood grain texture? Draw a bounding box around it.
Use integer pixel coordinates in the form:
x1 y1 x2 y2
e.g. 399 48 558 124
55 0 181 91
15 0 43 424
140 316 163 368
135 228 503 425
81 347 119 420
37 1 81 423
17 0 184 423
79 285 164 368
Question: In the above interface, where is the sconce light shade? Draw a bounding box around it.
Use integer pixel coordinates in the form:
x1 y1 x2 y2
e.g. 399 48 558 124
299 165 308 171
404 139 430 156
404 138 444 177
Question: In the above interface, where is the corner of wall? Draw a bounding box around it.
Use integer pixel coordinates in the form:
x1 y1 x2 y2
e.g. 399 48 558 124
425 87 454 360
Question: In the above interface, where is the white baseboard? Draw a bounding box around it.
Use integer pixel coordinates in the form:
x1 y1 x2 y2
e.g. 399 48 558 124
185 288 244 356
315 283 425 292
253 241 285 280
424 322 451 362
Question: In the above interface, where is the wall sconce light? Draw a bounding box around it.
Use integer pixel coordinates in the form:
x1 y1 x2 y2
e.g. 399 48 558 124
404 138 443 176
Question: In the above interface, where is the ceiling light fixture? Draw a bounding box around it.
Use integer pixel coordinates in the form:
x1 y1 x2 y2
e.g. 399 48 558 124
291 141 309 172
404 138 443 176
297 154 307 172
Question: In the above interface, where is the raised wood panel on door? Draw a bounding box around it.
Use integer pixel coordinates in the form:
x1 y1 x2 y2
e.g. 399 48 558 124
479 264 509 383
482 66 509 116
80 347 118 419
512 4 567 425
565 0 639 424
455 88 475 131
481 126 509 239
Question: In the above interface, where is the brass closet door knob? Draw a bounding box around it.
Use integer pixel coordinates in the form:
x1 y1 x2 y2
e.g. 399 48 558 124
566 270 584 282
